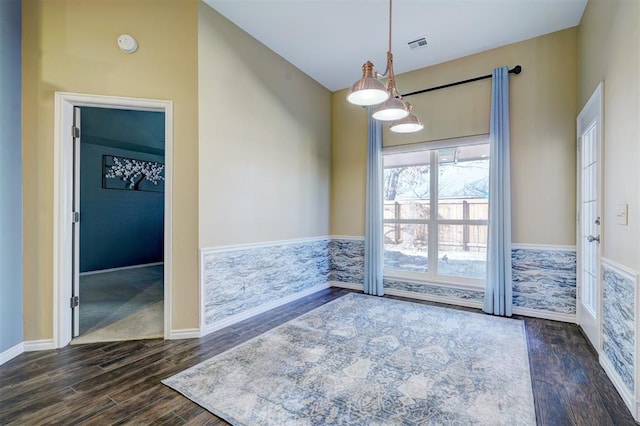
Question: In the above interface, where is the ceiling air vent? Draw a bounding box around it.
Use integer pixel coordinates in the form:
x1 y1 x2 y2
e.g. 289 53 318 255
408 37 428 51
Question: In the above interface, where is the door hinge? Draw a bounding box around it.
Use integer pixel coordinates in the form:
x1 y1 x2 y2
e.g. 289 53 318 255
576 211 580 225
72 126 80 139
72 211 80 223
70 296 79 309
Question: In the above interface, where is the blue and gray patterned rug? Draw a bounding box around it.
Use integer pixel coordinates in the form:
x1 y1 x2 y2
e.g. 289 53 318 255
163 293 536 425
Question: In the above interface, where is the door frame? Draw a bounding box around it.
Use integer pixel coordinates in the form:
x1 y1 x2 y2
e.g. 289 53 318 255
576 81 603 353
53 92 173 348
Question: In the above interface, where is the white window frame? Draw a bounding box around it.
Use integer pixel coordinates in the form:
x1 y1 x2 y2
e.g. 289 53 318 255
382 135 490 290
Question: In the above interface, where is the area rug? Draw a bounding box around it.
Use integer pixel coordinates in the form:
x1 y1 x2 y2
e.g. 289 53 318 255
163 293 536 425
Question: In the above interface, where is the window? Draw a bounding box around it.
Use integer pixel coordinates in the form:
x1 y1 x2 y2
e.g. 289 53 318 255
383 137 490 286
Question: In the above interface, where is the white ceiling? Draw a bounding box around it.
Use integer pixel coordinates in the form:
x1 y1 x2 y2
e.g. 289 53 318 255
203 0 587 92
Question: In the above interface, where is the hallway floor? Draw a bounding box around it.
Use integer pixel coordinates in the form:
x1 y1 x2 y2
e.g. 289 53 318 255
72 265 164 344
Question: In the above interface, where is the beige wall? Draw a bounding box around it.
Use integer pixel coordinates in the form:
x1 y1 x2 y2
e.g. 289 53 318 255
331 28 578 246
22 0 199 339
330 91 368 237
578 0 640 270
197 3 331 247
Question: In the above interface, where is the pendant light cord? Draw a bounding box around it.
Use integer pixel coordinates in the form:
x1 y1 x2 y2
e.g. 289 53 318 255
385 0 401 99
388 0 393 53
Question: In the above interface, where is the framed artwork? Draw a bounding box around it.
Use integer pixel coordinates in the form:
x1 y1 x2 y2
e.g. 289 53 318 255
102 155 165 192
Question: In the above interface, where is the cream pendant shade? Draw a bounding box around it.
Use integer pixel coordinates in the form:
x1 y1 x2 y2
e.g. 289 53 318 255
390 112 424 133
371 96 409 121
347 61 389 106
346 83 389 106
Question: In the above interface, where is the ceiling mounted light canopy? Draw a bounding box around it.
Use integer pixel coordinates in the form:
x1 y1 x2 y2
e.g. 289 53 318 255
346 0 422 133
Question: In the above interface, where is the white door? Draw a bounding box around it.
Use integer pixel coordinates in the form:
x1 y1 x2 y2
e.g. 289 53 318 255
72 106 81 337
576 82 603 351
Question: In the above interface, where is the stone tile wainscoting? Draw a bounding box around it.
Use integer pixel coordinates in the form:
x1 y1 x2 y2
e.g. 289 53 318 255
330 239 577 321
200 236 366 335
200 238 330 335
511 244 576 322
328 237 364 286
384 279 484 308
599 258 638 419
200 238 577 335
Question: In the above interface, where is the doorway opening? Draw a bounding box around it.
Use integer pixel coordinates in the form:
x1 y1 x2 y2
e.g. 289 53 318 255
576 82 603 353
71 107 166 344
53 93 173 348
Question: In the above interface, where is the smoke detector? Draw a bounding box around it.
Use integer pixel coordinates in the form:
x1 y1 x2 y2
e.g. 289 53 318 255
117 34 138 54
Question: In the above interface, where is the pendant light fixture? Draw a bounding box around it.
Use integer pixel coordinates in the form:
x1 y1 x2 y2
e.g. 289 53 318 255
346 0 423 133
346 61 389 106
390 103 424 133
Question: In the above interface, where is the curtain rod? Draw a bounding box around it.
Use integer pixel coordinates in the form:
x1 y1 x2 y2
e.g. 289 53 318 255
401 65 522 98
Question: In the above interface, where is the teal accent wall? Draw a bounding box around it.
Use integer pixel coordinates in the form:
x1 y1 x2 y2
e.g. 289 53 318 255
0 0 23 355
80 108 165 272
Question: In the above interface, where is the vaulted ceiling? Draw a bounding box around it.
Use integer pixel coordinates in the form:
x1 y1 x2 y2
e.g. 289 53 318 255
203 0 587 92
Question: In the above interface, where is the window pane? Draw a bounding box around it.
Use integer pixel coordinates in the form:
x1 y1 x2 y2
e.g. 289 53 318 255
383 165 430 202
437 199 488 221
437 145 489 219
384 200 429 221
382 140 490 284
468 200 489 221
438 224 487 279
384 223 428 273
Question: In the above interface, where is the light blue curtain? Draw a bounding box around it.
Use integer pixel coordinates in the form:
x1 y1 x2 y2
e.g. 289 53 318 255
483 66 513 316
363 108 384 296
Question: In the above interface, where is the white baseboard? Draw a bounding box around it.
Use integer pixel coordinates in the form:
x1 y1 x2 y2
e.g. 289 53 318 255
23 339 56 352
80 262 164 276
384 287 484 310
0 342 24 366
512 307 576 323
329 281 363 291
600 353 637 421
168 328 201 340
201 283 329 337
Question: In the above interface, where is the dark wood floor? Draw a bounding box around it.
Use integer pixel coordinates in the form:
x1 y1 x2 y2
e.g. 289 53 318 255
0 288 635 425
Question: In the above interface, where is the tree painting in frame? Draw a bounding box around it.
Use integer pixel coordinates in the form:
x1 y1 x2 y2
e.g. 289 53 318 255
102 154 165 193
